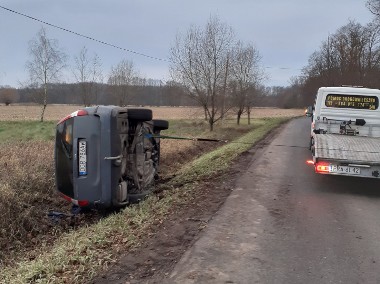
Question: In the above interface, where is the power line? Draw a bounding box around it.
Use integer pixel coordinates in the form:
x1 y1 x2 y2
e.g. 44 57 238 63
0 5 170 63
264 66 303 71
0 5 304 72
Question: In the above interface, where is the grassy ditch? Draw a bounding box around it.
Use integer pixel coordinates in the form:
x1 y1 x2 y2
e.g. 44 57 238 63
0 117 289 283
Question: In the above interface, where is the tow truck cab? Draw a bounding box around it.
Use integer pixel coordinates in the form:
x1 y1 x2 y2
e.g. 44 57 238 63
312 87 380 137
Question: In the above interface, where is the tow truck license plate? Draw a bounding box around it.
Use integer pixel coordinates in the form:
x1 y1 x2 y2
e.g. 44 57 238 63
329 165 360 175
78 140 87 176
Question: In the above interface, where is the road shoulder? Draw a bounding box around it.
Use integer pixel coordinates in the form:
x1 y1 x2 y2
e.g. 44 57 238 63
91 122 285 284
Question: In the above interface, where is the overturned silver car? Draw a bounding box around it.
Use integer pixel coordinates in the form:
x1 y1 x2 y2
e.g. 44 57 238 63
55 106 168 209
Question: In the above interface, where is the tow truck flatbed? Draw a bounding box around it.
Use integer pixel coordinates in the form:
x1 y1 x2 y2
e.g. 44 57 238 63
314 134 380 164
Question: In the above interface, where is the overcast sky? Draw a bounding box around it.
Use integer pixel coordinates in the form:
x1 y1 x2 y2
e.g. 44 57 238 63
0 0 374 88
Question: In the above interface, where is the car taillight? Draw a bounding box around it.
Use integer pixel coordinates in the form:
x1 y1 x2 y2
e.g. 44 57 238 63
315 162 330 173
57 109 88 125
78 200 90 207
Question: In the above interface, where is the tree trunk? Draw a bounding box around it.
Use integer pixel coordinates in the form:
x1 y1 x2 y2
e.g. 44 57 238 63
40 83 48 122
237 112 241 125
221 55 229 123
208 113 214 131
237 107 244 125
247 106 251 125
209 120 214 131
40 103 47 122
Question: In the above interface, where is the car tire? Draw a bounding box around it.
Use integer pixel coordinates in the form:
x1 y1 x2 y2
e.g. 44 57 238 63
152 119 169 131
127 108 152 122
309 137 314 151
128 190 152 204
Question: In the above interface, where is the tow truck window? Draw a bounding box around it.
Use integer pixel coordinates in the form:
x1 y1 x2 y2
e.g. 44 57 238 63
325 94 379 110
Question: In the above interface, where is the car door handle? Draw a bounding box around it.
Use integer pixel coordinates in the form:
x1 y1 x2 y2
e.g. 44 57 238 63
104 155 123 160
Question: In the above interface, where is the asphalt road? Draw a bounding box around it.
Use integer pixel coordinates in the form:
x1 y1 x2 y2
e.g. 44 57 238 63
165 117 380 284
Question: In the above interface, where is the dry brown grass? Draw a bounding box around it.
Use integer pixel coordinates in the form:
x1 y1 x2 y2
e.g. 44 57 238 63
0 104 303 121
0 141 72 265
0 133 215 266
0 105 203 121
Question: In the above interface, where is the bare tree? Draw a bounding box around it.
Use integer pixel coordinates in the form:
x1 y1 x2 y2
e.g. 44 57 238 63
229 41 263 125
0 87 19 105
90 53 103 104
73 46 91 106
367 0 380 16
170 16 235 131
26 27 67 121
108 59 136 106
73 46 103 106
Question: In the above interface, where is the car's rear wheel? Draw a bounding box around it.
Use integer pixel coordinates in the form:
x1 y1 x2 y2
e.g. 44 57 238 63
152 119 169 131
128 190 152 204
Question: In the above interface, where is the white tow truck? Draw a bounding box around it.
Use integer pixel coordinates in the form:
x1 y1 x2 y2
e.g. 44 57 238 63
309 86 380 178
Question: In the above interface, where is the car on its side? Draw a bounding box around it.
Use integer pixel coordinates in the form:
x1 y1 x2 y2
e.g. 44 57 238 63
55 106 168 209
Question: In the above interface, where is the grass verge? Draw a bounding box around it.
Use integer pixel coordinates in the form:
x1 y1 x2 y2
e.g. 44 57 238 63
170 117 284 185
0 121 56 142
0 117 289 284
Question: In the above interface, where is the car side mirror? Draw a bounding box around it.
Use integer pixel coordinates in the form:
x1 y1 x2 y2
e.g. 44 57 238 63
305 106 313 117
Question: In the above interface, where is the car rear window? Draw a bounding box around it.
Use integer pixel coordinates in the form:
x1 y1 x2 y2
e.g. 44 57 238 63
57 119 73 157
55 118 74 198
325 94 379 110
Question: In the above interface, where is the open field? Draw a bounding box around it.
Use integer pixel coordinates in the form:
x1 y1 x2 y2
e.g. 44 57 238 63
0 104 304 121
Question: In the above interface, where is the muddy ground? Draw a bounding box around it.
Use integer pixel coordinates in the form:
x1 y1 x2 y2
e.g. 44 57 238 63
91 129 277 284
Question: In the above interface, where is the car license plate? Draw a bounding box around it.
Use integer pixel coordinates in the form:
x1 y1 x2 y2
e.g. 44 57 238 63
329 165 360 175
78 140 87 176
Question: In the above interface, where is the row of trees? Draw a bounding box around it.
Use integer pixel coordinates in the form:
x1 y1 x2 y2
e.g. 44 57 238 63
0 81 300 110
167 1 380 119
23 27 150 121
301 20 380 96
18 16 265 128
15 82 194 106
282 0 380 107
18 12 376 126
6 3 380 126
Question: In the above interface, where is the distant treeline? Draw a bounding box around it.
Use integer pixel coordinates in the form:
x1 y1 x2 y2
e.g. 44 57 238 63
16 83 195 107
4 83 301 108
